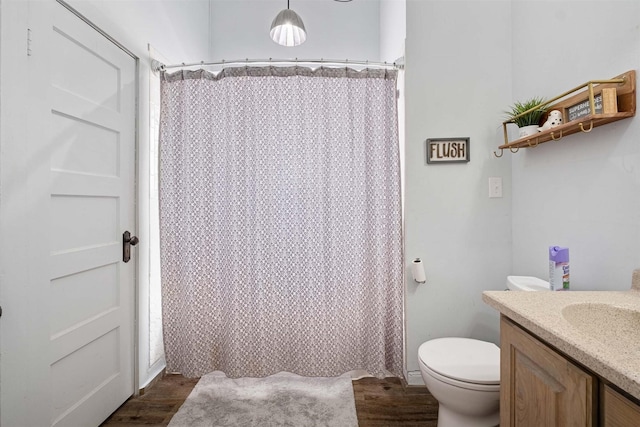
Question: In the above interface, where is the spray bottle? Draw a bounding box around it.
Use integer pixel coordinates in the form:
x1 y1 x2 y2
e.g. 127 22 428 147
549 246 569 291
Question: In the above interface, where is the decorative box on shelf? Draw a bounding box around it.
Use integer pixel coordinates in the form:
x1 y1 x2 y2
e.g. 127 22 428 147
495 70 636 157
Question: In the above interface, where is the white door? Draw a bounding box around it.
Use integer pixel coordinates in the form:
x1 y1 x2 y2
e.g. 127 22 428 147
0 1 137 426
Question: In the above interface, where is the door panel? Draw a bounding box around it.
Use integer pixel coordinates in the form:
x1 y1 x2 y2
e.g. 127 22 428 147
51 28 122 112
50 112 120 177
50 263 119 335
0 1 137 426
500 316 596 427
47 3 136 426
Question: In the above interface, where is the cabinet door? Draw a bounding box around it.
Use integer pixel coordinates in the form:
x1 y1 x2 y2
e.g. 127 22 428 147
500 316 597 427
602 384 640 426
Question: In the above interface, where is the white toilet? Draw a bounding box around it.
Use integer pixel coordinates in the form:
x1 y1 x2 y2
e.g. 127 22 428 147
418 276 549 427
418 337 500 427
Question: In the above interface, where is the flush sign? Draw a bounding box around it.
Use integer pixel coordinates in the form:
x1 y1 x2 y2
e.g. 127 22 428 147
426 137 470 164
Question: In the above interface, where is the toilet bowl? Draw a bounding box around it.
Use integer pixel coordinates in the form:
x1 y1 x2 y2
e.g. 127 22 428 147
418 277 545 425
418 337 500 427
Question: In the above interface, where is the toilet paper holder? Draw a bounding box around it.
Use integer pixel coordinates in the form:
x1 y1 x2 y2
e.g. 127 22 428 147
412 258 426 284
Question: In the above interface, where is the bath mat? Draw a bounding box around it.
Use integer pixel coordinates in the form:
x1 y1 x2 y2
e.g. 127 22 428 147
167 371 359 427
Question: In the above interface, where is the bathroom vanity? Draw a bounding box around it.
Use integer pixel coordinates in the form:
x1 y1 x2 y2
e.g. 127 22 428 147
483 289 640 426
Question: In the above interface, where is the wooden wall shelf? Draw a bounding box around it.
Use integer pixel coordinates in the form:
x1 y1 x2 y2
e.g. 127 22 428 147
495 70 636 156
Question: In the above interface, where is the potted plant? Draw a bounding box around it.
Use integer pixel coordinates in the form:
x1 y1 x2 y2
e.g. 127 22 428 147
505 97 549 138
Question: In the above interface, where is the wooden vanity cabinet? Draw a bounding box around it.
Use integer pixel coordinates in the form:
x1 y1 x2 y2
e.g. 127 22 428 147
500 315 640 427
500 316 597 426
602 384 640 426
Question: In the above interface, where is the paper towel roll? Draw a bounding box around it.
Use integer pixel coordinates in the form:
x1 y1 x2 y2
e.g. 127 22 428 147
412 258 426 283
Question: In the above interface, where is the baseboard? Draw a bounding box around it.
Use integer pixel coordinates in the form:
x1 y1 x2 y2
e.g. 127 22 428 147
139 368 166 395
406 370 425 386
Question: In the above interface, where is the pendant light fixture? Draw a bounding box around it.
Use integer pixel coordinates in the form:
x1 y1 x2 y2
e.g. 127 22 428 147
270 0 307 47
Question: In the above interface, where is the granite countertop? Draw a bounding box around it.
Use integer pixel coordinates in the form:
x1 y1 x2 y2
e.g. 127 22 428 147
483 284 640 400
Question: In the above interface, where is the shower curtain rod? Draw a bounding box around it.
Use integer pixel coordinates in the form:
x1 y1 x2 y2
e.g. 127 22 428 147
152 57 404 72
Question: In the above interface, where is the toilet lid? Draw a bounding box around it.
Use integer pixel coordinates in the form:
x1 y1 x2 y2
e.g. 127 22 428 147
418 338 500 385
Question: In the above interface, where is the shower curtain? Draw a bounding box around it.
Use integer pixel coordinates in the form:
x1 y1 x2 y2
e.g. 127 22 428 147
158 66 403 378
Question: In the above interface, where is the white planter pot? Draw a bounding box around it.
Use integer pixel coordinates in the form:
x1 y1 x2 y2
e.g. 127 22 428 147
518 125 539 138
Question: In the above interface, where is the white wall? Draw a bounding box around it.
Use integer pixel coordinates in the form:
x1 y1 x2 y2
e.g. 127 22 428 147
380 0 406 63
511 0 640 290
404 0 513 379
67 0 209 62
209 0 380 62
63 0 211 389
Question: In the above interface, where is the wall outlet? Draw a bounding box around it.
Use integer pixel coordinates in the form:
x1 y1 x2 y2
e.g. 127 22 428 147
489 177 503 198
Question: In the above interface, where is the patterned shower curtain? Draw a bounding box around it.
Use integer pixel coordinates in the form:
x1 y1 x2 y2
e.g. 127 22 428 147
158 66 403 379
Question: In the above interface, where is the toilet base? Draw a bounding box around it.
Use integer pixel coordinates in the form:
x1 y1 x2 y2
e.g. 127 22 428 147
437 404 499 427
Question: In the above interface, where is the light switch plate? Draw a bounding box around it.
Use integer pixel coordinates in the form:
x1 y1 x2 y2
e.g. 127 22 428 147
489 177 502 198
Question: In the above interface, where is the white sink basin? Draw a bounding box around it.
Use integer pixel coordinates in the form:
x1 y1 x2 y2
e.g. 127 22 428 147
507 276 550 291
562 303 640 349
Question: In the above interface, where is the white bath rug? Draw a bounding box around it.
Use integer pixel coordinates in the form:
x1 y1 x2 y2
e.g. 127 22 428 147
167 371 359 427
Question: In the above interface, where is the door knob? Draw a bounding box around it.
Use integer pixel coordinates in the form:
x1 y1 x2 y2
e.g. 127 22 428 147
123 231 139 263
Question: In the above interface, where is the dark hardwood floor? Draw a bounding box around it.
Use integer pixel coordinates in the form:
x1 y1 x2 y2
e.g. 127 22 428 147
353 377 438 426
101 374 439 426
